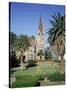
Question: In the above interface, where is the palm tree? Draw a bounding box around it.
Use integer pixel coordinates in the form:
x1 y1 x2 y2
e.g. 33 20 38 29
47 13 65 60
47 13 65 74
15 34 29 69
15 34 29 50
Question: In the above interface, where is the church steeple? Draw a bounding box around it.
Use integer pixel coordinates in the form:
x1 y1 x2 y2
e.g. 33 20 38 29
36 16 44 54
38 16 43 33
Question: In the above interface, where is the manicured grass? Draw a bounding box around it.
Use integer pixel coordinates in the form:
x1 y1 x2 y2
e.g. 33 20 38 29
11 62 60 87
48 72 65 81
12 75 41 87
12 62 58 76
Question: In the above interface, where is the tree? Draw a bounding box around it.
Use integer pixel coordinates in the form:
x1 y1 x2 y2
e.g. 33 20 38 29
10 32 17 50
37 50 44 56
45 48 52 60
15 34 29 69
10 32 20 68
47 13 65 74
47 13 65 60
31 35 35 39
37 50 45 60
10 50 20 68
15 34 29 51
16 49 24 69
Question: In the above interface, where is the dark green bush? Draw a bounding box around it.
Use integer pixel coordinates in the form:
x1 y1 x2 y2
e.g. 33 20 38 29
10 50 20 68
54 60 61 63
26 60 37 68
39 74 45 80
48 72 65 81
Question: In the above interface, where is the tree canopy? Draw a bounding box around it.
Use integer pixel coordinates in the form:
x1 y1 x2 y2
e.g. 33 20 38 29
47 12 65 59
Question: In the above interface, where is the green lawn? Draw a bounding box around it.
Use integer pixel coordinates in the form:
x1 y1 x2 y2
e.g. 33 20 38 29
10 62 60 88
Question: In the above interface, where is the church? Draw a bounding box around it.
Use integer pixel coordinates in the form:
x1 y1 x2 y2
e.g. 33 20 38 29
23 16 45 61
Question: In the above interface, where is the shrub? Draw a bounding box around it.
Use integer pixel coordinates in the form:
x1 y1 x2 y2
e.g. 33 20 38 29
26 60 37 68
10 51 20 68
39 74 45 80
48 72 65 81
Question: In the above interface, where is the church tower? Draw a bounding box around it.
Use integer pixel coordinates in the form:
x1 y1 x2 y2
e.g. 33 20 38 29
36 16 44 54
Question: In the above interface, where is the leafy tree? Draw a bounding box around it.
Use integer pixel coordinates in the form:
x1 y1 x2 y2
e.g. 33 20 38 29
31 35 35 39
10 50 20 68
37 50 45 60
10 32 20 68
10 32 17 49
37 50 44 56
45 48 52 60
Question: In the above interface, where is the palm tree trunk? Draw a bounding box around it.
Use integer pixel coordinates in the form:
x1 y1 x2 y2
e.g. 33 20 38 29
20 56 23 69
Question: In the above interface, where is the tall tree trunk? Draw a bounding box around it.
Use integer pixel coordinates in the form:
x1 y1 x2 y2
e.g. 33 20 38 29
20 56 23 69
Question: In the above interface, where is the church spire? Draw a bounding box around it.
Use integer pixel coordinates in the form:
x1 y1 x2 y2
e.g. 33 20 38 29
38 16 43 33
37 16 44 54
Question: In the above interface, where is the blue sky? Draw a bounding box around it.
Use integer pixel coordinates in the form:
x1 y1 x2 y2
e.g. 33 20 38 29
10 2 65 47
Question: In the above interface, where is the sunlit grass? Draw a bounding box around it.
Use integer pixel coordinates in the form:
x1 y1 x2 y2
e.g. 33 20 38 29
11 62 61 87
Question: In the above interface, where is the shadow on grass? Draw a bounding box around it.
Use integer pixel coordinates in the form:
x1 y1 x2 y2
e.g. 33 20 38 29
35 81 40 86
23 64 37 71
10 69 17 74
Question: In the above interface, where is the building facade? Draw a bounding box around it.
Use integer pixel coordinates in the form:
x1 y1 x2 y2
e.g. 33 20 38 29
25 16 45 61
16 16 45 61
